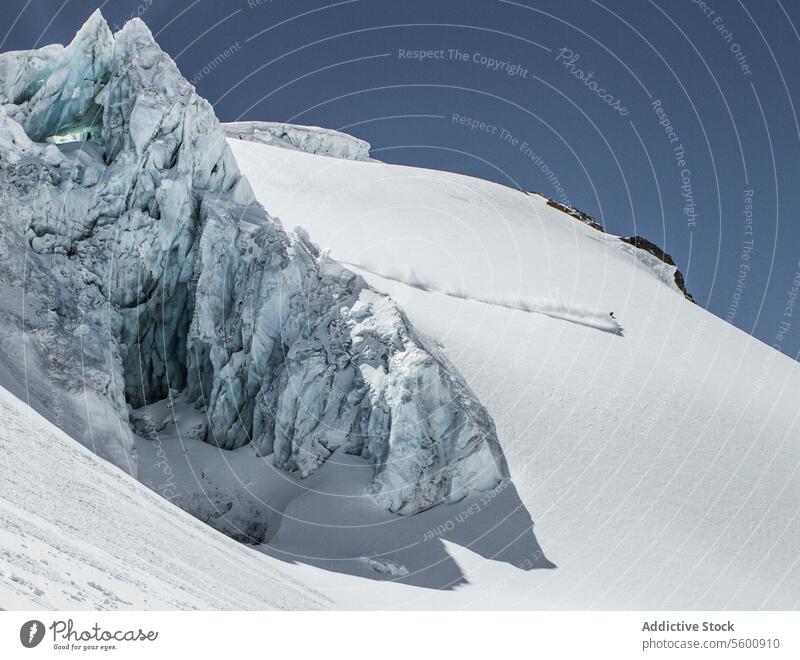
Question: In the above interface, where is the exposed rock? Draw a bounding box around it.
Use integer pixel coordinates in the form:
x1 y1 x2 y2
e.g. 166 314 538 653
620 236 694 301
545 198 605 233
529 191 693 302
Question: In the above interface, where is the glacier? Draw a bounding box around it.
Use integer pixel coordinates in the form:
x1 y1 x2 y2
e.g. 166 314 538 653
0 11 506 514
3 10 798 612
223 121 373 161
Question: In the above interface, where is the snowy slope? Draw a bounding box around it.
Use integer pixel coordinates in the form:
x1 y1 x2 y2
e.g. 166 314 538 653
0 384 322 609
1 12 797 612
229 137 800 609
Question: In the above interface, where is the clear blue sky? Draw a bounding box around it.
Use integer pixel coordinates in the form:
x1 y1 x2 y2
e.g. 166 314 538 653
4 0 800 360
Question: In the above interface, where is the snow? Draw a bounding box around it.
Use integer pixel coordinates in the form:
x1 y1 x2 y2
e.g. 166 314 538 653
130 397 551 603
2 11 798 610
224 121 373 161
187 202 506 514
229 137 800 609
345 260 623 334
0 383 322 609
0 12 506 516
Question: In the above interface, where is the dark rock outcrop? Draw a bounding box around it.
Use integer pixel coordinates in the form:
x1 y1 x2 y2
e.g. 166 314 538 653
545 199 605 233
620 236 694 302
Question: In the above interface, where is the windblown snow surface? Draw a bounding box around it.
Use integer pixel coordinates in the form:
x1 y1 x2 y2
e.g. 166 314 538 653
225 137 800 609
0 383 322 609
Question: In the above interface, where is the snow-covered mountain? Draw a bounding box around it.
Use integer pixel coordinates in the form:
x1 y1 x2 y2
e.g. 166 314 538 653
0 11 505 516
1 12 798 611
228 130 800 609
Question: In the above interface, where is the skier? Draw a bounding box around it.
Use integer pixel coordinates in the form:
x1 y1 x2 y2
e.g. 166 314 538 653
609 311 616 319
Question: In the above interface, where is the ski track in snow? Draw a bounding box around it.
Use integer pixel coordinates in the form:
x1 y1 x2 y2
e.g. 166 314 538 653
343 261 623 335
229 137 800 609
1 12 798 613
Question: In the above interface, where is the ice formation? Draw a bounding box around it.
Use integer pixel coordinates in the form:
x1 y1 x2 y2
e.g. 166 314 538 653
0 12 505 513
223 121 373 161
